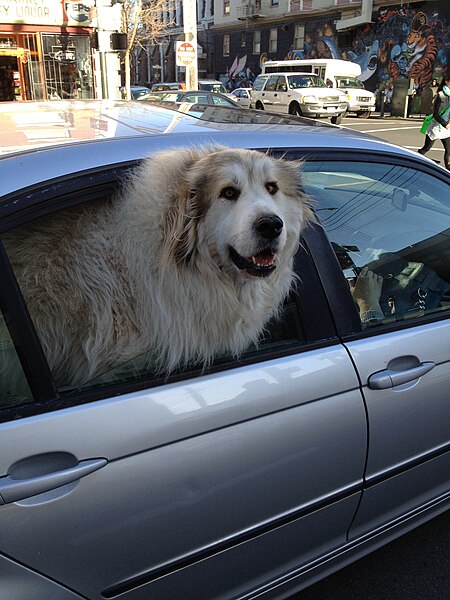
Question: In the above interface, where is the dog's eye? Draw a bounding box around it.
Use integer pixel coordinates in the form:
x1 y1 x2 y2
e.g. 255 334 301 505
265 181 278 195
220 186 240 201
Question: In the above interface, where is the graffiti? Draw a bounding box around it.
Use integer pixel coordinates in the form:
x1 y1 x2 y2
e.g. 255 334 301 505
218 54 256 90
350 6 448 92
217 4 450 94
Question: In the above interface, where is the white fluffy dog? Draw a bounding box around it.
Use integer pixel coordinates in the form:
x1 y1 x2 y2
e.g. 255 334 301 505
5 147 312 386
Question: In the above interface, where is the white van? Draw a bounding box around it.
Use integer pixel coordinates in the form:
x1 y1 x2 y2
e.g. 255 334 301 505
262 59 376 118
251 72 348 123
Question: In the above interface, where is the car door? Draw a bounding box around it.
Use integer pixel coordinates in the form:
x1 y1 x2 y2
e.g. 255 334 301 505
301 153 450 540
0 155 367 600
259 74 279 111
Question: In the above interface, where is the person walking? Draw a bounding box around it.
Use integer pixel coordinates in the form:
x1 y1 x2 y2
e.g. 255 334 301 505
418 74 450 170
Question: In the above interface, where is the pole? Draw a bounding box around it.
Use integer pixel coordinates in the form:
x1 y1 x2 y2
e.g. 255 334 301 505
183 0 198 90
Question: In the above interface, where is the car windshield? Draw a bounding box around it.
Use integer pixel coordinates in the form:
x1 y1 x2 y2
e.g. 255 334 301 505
287 74 327 89
336 78 365 89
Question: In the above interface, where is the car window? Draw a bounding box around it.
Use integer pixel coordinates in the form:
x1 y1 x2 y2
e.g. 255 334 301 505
252 76 267 91
276 77 287 92
184 94 209 104
265 75 279 92
212 95 235 106
1 198 314 398
287 75 326 89
0 310 34 409
302 161 450 328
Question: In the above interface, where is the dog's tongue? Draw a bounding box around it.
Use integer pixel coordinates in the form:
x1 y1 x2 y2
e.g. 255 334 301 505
251 252 275 267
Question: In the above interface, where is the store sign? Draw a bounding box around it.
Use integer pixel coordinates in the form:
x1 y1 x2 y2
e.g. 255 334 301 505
0 0 96 27
64 0 94 24
176 42 196 67
50 46 76 63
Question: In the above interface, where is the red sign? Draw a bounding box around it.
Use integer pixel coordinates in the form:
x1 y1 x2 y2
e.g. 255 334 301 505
176 42 196 67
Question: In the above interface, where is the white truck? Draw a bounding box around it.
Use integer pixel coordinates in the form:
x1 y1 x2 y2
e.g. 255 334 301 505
262 59 376 118
251 71 348 123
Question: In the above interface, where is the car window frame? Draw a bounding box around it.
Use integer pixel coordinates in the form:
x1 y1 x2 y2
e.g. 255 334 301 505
0 158 340 421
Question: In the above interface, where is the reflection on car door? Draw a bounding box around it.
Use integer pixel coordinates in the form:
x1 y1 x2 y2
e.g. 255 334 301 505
0 190 367 600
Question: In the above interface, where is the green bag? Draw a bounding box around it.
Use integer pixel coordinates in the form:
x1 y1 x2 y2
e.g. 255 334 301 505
420 113 434 134
420 101 448 134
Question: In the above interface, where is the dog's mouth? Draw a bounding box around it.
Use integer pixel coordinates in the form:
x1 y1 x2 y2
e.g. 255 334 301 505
229 246 277 278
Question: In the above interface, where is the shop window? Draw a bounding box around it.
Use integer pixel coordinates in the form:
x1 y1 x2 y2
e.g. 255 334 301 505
253 31 261 54
270 28 278 53
294 25 305 50
223 34 230 56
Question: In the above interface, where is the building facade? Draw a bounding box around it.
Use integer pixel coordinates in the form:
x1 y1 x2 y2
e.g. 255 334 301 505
211 0 450 96
0 0 123 101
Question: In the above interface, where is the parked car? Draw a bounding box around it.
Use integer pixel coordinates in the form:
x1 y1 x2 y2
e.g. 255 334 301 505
151 82 183 92
139 89 241 108
251 72 349 123
229 87 252 108
0 99 449 600
120 85 152 99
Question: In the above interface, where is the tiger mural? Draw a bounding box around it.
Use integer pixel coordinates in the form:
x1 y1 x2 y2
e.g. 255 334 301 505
407 12 438 89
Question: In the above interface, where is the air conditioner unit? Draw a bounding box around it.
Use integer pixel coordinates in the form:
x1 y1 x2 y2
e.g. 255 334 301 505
237 2 266 19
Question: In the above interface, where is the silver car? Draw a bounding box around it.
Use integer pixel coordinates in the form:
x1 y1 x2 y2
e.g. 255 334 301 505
0 100 449 600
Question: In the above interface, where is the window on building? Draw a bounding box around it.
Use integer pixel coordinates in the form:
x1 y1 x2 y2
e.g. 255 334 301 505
253 30 261 54
269 28 278 53
294 25 305 50
271 0 279 5
241 32 246 47
224 0 230 14
223 34 230 56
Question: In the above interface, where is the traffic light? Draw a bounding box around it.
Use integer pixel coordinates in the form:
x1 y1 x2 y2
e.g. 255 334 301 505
110 32 128 50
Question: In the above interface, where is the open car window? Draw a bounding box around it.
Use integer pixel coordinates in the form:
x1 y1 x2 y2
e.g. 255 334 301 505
302 161 450 328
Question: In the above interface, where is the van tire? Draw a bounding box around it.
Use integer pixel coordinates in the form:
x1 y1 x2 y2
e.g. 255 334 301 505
255 101 264 110
289 103 302 116
357 110 371 118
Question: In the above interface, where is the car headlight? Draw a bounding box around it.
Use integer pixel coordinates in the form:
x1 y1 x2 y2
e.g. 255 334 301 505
302 95 317 104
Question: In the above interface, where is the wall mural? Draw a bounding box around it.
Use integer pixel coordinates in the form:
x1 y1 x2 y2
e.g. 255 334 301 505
218 4 449 94
218 54 257 90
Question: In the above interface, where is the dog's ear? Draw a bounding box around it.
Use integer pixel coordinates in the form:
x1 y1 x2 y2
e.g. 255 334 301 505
161 152 209 268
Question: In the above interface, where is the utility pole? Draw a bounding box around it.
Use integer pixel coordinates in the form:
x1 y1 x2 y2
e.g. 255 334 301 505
182 0 198 90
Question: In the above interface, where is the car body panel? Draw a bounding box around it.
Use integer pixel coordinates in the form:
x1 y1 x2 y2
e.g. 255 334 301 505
0 350 367 598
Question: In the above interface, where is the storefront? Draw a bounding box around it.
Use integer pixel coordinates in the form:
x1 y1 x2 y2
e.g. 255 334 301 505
0 0 96 101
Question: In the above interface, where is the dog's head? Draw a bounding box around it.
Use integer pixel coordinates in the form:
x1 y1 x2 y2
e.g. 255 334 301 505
158 146 313 281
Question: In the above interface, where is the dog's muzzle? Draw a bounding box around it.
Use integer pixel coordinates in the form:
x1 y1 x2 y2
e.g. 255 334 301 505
229 215 284 278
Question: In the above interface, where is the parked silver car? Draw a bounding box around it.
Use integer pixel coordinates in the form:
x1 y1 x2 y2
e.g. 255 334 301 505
0 100 449 600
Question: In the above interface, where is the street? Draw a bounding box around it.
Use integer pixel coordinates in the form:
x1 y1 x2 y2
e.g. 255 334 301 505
341 113 446 165
290 113 450 600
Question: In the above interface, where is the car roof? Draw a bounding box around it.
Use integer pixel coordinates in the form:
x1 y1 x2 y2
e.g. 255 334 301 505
0 99 431 198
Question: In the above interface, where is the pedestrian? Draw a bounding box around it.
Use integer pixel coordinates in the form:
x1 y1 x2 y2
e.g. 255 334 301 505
418 73 450 170
430 78 439 100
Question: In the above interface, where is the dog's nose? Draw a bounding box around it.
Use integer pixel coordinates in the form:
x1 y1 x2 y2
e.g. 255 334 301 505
254 215 284 240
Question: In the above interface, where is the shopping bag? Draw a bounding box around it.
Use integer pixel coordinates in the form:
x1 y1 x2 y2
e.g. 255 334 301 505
427 120 450 140
420 113 434 134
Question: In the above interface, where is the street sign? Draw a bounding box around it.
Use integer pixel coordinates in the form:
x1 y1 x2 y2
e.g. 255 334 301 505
176 41 196 67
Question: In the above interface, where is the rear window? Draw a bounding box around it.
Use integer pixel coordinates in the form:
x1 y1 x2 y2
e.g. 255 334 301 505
199 82 227 93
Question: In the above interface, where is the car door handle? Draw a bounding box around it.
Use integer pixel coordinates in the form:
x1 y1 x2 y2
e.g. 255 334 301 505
368 361 435 390
0 458 107 505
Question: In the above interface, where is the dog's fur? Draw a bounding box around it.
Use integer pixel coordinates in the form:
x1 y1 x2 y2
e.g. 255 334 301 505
4 147 312 385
